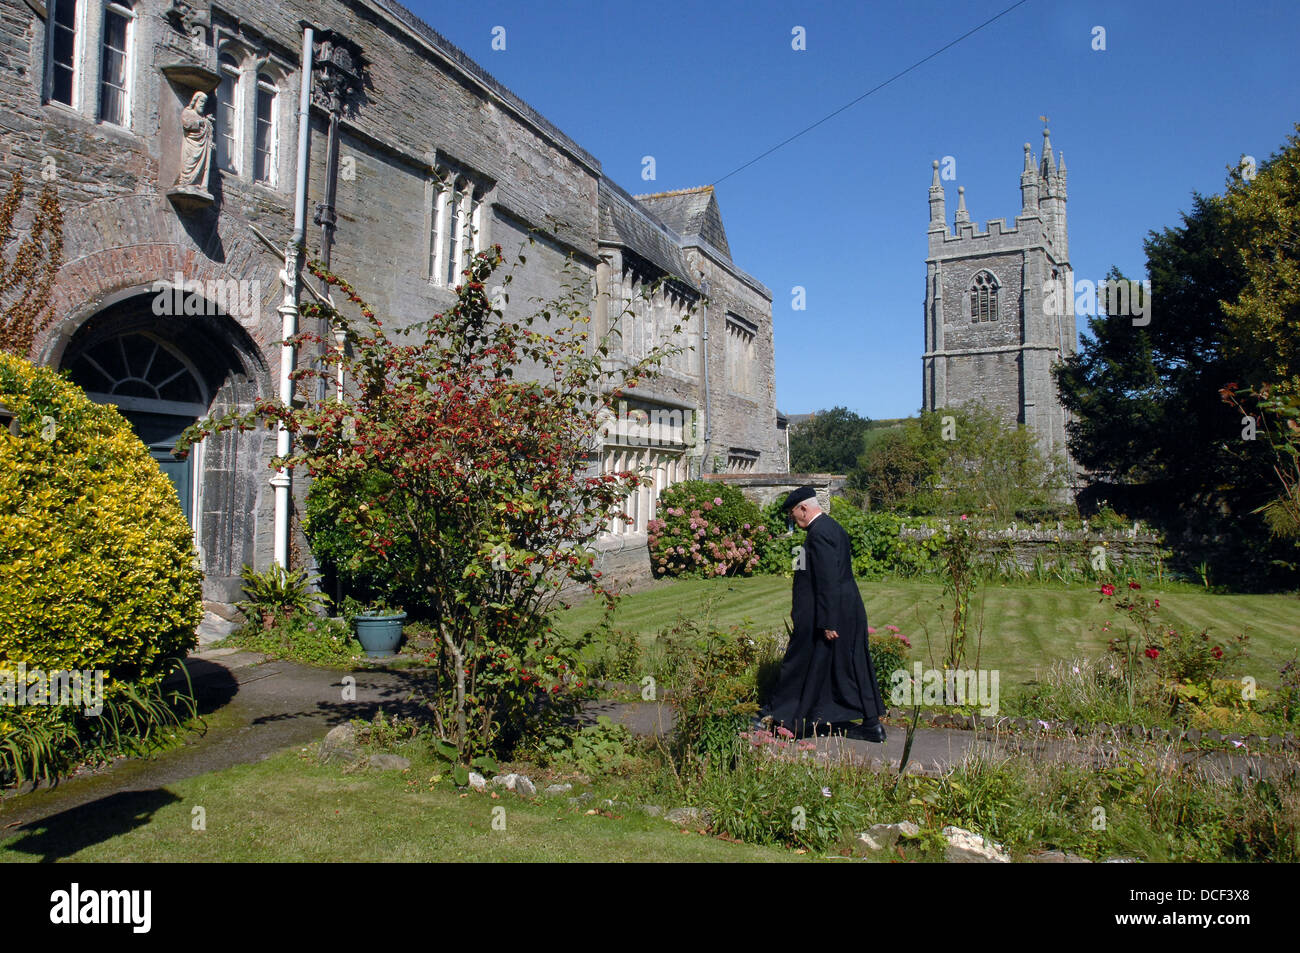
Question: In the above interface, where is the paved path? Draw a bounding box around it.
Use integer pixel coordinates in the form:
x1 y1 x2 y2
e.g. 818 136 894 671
0 649 425 835
3 652 1294 840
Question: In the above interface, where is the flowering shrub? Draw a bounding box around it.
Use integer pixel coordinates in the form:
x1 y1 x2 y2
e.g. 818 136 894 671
647 481 771 577
1101 582 1249 715
178 245 685 759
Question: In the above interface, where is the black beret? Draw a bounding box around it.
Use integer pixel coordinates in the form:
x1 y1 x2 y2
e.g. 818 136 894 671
781 486 817 513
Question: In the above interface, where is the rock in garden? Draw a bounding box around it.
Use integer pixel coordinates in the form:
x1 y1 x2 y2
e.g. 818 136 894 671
514 775 537 797
942 825 1010 863
857 833 884 851
492 773 518 791
1031 850 1092 863
319 723 361 764
544 783 573 796
665 806 712 828
467 772 487 792
865 821 921 849
367 753 410 771
639 804 663 817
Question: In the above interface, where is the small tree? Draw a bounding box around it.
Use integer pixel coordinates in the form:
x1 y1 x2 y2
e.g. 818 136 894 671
0 169 64 358
180 243 686 758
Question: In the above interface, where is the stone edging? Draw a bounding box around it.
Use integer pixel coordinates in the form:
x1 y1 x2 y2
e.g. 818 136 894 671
885 707 1300 752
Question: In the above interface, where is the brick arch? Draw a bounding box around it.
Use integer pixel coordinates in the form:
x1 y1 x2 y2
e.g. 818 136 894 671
34 192 281 366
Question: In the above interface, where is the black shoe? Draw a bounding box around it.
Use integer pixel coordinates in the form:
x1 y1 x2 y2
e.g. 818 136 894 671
845 721 887 743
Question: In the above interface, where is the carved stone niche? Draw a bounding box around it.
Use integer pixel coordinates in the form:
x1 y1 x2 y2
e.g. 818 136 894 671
159 63 220 212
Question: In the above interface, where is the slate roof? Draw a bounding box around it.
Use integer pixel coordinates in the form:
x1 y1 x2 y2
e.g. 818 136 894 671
633 186 732 260
598 177 699 291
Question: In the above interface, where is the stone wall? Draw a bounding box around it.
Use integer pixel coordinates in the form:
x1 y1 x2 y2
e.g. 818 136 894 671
0 0 784 602
901 524 1166 573
704 472 846 510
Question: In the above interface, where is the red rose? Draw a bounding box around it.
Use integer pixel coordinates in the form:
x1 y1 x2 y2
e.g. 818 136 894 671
1100 584 1116 596
1212 646 1224 659
1144 648 1159 660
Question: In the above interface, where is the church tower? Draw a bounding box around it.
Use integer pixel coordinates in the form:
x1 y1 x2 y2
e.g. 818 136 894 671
921 129 1077 483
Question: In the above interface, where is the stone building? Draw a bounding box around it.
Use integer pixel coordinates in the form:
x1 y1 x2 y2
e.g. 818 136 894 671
0 0 785 606
921 130 1077 479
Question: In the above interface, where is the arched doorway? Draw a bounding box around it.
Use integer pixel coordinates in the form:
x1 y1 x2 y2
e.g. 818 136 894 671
65 330 209 523
58 291 272 602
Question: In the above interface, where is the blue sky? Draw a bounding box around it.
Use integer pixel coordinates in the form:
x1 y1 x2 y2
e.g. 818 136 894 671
411 0 1300 420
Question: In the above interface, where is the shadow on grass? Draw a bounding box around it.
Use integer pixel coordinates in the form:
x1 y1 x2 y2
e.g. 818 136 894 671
2 789 181 862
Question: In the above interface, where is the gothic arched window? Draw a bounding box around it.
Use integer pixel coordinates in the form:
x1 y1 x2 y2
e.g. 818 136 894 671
969 270 1000 323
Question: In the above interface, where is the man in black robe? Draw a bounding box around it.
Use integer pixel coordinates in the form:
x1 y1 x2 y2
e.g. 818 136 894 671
761 487 886 742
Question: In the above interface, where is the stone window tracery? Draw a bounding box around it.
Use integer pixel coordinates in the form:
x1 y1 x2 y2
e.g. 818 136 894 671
427 167 485 287
969 270 1000 323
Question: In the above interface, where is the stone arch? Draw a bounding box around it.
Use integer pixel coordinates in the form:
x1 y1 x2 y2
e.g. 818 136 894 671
51 284 277 604
31 195 291 603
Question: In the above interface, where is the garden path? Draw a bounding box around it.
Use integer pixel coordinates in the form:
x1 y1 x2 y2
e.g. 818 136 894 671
3 652 1291 840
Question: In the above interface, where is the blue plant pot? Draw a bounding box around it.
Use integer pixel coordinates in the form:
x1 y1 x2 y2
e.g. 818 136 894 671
353 612 406 658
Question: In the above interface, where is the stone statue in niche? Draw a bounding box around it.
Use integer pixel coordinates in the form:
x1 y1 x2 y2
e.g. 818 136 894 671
174 91 214 192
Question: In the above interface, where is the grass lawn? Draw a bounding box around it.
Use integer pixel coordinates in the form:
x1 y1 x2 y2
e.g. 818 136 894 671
554 575 1300 689
0 745 805 863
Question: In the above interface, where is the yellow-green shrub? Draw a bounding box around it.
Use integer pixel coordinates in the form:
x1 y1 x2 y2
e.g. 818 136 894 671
0 352 202 744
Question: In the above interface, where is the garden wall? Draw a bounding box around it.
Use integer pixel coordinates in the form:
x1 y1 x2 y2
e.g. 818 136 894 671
704 473 846 510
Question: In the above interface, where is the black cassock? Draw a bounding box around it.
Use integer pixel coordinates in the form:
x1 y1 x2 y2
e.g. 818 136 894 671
767 512 884 736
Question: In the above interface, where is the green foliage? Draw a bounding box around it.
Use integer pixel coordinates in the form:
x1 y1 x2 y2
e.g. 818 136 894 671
1220 124 1300 397
584 612 643 683
353 708 422 751
235 563 329 628
2 661 198 785
544 715 637 777
0 351 202 781
304 469 418 608
754 499 804 576
228 611 363 668
647 480 770 578
789 406 872 474
854 406 1062 521
853 415 945 510
652 610 779 768
829 498 936 578
1053 136 1300 587
868 631 912 703
701 741 875 853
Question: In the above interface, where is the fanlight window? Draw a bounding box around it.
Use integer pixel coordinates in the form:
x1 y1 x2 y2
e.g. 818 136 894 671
969 271 999 323
67 333 206 410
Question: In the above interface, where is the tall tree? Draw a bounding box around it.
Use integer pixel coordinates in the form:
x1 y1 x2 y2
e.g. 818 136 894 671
1053 140 1298 585
1220 124 1300 396
789 405 871 473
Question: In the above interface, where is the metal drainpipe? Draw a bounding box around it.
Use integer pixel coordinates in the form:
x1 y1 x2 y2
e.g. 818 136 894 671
699 274 712 479
273 25 314 569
